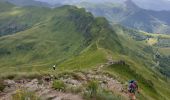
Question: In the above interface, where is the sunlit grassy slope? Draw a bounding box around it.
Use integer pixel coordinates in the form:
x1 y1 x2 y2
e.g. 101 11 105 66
0 1 52 36
0 1 170 100
0 3 119 75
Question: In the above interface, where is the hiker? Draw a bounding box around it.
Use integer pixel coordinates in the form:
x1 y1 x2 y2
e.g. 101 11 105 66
53 65 56 70
128 80 139 100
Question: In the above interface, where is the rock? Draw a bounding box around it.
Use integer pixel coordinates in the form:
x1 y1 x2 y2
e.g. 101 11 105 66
4 80 15 86
73 73 86 81
66 79 79 85
86 74 92 79
32 79 39 84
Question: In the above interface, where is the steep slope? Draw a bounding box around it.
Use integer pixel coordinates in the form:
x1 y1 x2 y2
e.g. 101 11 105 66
104 24 170 100
112 24 170 77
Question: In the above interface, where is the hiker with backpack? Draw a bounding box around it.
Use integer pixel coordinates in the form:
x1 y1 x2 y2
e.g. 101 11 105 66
128 80 139 100
53 65 56 70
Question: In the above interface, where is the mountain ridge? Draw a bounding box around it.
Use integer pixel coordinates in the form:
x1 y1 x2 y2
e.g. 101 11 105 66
77 0 170 35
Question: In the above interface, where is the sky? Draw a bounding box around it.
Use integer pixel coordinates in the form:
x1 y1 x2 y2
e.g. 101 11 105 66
35 0 170 11
35 0 170 4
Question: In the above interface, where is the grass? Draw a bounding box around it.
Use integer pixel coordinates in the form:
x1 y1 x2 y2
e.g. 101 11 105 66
84 80 124 100
86 80 99 98
0 79 5 91
147 38 158 45
158 47 170 55
12 89 40 100
58 45 107 71
84 89 124 100
52 80 66 91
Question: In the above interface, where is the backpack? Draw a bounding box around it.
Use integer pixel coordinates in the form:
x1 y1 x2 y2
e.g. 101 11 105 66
128 80 137 93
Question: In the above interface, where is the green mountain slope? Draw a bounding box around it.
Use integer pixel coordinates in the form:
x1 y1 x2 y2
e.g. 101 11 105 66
0 1 52 36
107 24 170 99
0 1 170 100
0 3 120 74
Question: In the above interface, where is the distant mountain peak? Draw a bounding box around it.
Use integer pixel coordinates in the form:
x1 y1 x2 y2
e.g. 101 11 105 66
125 0 140 10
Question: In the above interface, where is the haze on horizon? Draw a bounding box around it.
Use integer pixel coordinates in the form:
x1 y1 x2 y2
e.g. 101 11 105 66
35 0 170 11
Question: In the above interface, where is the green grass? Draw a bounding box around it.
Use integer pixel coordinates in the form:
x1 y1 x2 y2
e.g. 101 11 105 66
52 80 66 91
84 80 124 100
58 45 107 71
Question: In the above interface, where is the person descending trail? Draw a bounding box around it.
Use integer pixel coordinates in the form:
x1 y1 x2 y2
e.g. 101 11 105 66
53 65 56 70
128 80 139 100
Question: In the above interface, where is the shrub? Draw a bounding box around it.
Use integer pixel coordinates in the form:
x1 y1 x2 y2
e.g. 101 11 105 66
0 48 11 56
52 80 66 91
12 89 40 100
86 80 99 98
0 79 5 91
5 74 16 80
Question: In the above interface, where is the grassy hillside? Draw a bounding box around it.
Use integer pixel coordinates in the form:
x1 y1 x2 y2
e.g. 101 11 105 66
0 1 170 100
0 1 52 36
0 4 118 75
105 25 170 100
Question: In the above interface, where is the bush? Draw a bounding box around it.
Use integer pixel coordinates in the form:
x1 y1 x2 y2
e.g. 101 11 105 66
12 89 40 100
86 80 99 98
0 80 5 91
0 48 11 56
52 80 66 91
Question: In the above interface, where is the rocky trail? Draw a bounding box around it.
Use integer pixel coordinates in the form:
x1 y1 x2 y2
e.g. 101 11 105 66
0 78 83 100
0 71 128 100
0 52 129 100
